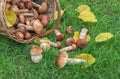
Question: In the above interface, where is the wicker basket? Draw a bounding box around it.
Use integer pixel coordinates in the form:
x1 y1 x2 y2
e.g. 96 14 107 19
0 0 61 43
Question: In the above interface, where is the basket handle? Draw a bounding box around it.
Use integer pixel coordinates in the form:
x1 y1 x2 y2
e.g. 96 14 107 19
40 0 61 36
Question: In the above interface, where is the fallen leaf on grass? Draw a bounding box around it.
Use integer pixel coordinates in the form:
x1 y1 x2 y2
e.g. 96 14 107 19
95 32 113 42
75 53 96 68
75 5 90 13
73 31 90 42
78 10 97 22
54 9 66 20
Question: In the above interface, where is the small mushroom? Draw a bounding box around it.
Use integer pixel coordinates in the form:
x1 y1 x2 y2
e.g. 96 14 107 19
10 5 29 15
18 0 25 9
40 42 51 51
9 27 17 34
76 28 88 48
30 8 38 19
65 37 75 46
39 39 62 49
15 31 24 40
59 44 77 53
66 26 73 34
17 23 33 31
17 25 26 34
25 1 33 10
32 2 48 13
30 46 43 63
31 19 44 35
54 29 65 41
55 51 86 68
24 31 32 39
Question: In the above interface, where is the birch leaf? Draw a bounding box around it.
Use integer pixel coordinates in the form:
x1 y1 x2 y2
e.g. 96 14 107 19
54 9 65 20
73 31 91 42
95 33 113 42
78 10 97 22
75 5 90 13
5 9 17 27
75 53 96 68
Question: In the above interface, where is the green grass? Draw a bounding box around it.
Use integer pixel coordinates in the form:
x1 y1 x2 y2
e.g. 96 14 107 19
0 0 120 79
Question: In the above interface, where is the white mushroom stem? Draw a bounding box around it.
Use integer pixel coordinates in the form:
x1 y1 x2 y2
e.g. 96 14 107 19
54 29 61 36
21 13 34 16
10 5 29 13
59 44 76 52
79 28 88 39
18 23 33 31
39 39 57 47
32 1 42 8
67 58 86 64
31 54 42 63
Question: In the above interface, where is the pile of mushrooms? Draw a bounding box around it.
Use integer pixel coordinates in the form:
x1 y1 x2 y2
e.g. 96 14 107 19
6 0 50 40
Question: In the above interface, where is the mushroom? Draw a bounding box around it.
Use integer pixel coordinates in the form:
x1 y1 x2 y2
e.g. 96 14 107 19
24 31 32 39
15 31 24 40
25 0 33 10
10 5 29 15
32 1 48 13
55 51 86 68
76 28 88 48
30 8 38 19
17 23 33 31
65 37 75 46
59 44 77 53
31 19 44 35
54 29 65 41
40 42 51 51
66 26 73 34
39 39 62 49
30 46 43 63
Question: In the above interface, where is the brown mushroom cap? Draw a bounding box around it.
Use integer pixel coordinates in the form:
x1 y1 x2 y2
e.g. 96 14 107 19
76 39 88 48
55 51 68 68
65 37 75 46
56 34 65 41
72 44 77 50
57 41 62 49
30 47 43 55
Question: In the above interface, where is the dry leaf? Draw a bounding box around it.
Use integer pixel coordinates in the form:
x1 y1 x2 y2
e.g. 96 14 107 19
73 31 91 42
75 5 90 13
95 32 113 42
78 10 97 22
54 9 65 20
75 53 96 68
5 9 17 27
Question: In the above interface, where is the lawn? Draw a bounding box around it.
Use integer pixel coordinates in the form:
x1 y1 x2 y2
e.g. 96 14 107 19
0 0 120 79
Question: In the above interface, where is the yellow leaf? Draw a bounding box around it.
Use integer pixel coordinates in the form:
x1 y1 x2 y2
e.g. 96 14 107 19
75 53 96 68
75 5 90 13
78 10 97 22
73 31 91 42
73 31 79 42
54 9 65 20
34 37 40 45
95 32 113 42
34 37 49 45
5 9 17 27
86 35 91 42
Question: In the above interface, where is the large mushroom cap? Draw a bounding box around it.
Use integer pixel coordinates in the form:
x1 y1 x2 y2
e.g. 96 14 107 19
30 47 42 55
76 39 88 48
55 51 68 68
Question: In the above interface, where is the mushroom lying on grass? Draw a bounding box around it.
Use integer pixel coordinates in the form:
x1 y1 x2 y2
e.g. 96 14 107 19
30 46 43 63
55 51 86 68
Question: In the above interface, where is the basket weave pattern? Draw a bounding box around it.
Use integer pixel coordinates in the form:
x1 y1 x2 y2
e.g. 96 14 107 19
0 0 61 43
